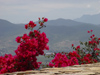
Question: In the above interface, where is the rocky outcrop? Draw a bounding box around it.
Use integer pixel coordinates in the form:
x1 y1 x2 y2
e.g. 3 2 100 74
2 63 100 75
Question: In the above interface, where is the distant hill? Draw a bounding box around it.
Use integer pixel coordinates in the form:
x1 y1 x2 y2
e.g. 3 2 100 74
0 18 100 55
44 18 94 26
0 19 25 36
0 19 14 26
74 13 100 25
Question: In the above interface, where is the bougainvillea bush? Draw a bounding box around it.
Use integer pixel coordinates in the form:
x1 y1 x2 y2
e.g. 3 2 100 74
48 30 100 67
0 17 49 74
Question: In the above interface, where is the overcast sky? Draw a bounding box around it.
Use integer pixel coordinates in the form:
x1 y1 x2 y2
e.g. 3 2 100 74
0 0 100 24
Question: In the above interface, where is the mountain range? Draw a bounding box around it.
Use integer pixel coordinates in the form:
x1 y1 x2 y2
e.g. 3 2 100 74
0 13 100 55
44 18 91 26
74 13 100 25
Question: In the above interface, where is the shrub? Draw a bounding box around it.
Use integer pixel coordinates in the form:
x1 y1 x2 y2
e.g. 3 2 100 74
0 17 49 74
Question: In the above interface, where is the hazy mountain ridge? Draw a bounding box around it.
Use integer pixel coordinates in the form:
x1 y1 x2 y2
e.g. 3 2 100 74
74 13 100 25
44 18 94 26
0 19 14 26
0 18 100 55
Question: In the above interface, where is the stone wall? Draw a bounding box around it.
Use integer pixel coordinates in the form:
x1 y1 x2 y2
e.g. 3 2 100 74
2 63 100 75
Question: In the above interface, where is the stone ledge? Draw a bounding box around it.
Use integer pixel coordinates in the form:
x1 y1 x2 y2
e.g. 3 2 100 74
2 63 100 75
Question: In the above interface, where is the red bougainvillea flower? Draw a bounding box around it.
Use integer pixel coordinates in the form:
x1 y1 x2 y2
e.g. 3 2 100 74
87 31 90 33
93 59 97 63
89 41 92 45
90 30 93 32
25 24 28 29
45 45 49 50
98 38 100 40
68 51 80 58
29 31 34 37
92 34 95 37
29 21 34 25
96 53 99 56
29 21 37 28
49 53 79 67
94 48 100 51
76 45 80 49
40 22 43 26
72 44 74 47
86 53 92 57
49 62 54 67
22 34 30 41
44 18 48 22
42 17 44 19
38 17 40 20
16 36 21 43
90 36 92 38
25 21 37 29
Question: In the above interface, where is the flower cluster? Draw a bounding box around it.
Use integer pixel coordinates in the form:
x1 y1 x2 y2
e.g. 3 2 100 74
49 53 79 67
14 30 49 70
68 51 80 58
25 21 37 29
0 54 16 73
80 54 97 64
48 30 100 67
0 17 49 74
38 17 48 26
70 30 100 64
